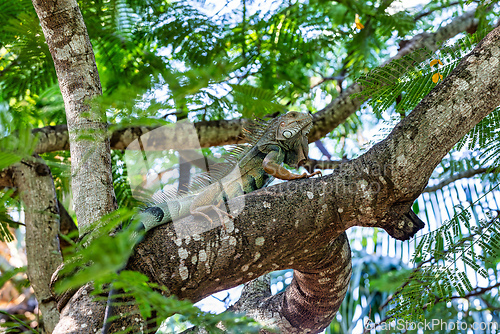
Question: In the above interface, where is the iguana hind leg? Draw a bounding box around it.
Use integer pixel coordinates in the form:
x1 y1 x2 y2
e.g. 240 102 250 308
191 199 233 230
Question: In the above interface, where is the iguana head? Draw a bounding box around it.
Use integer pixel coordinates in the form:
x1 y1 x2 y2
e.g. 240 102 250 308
255 111 313 168
275 111 313 168
275 111 313 141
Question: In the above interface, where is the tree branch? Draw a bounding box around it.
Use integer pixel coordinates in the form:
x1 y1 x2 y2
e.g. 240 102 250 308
423 167 490 192
414 1 465 22
24 8 481 157
11 156 63 333
309 75 346 89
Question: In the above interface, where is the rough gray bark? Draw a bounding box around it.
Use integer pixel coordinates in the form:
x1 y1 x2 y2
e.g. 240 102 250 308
185 232 351 334
12 156 64 333
31 0 117 235
229 233 352 334
29 0 117 331
25 9 480 156
0 160 76 251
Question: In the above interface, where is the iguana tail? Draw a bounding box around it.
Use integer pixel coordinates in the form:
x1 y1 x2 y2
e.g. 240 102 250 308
138 198 189 231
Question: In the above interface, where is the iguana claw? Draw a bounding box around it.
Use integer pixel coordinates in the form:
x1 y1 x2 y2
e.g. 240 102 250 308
191 202 234 231
306 170 322 178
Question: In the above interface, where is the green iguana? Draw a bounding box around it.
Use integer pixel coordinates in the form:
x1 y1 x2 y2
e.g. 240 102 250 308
137 110 321 232
101 111 321 333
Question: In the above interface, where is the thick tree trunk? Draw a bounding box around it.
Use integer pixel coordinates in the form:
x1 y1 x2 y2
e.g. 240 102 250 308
31 0 116 235
30 0 117 332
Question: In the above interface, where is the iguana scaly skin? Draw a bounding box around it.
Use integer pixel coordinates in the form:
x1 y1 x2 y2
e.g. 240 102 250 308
138 111 321 231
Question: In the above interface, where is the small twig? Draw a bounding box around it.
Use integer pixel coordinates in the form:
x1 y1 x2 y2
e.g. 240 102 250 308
213 0 232 18
424 167 490 192
162 111 183 119
414 1 464 21
310 75 346 89
4 220 26 227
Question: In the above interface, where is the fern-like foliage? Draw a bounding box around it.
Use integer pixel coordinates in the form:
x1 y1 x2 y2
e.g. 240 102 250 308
0 189 18 242
0 0 169 105
0 0 56 99
467 0 500 5
153 3 229 67
40 151 72 201
0 124 36 171
458 106 500 149
3 84 66 127
457 106 500 171
81 0 166 95
112 150 141 209
355 28 492 117
387 189 500 321
339 0 415 77
230 84 286 118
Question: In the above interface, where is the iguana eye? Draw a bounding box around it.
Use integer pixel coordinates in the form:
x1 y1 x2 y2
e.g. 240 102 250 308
283 130 293 138
280 121 286 126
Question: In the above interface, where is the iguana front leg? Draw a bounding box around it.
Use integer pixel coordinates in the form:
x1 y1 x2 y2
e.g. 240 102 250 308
263 150 322 180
